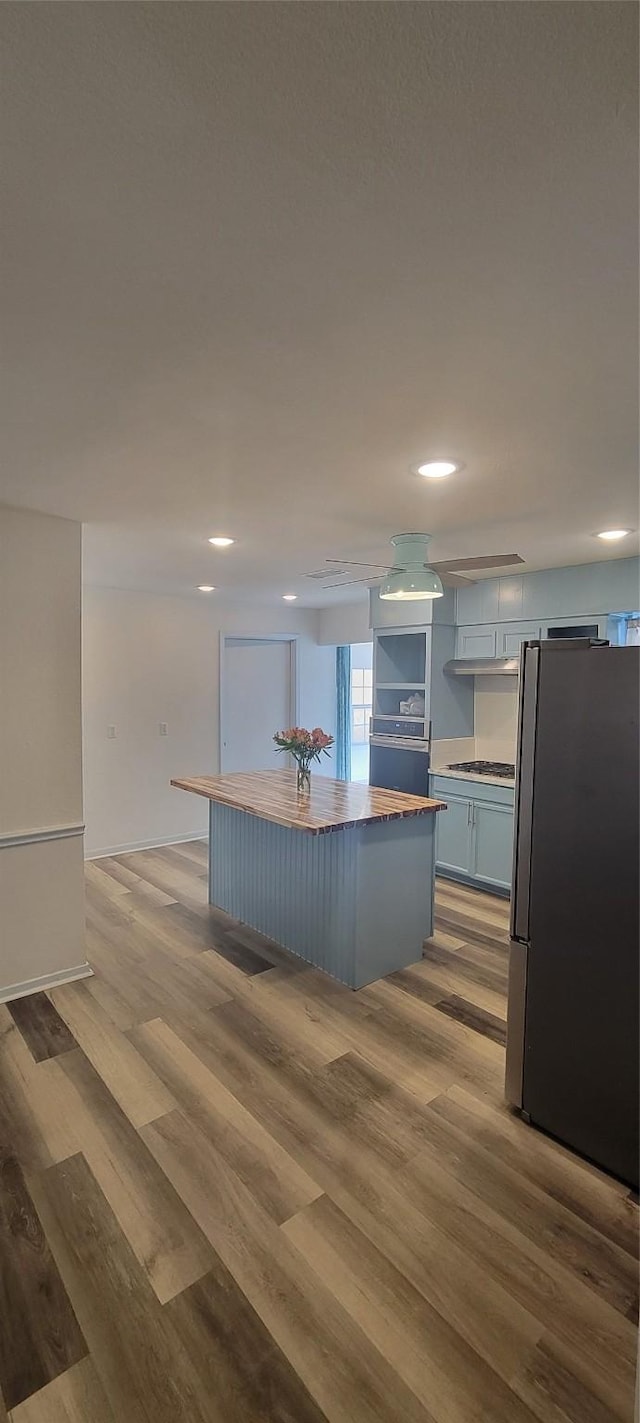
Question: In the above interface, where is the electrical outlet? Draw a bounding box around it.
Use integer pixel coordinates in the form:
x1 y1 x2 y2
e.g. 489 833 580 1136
159 722 168 736
107 725 117 739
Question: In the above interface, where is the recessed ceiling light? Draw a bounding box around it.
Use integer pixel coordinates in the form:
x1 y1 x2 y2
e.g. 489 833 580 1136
197 585 216 592
282 593 297 601
208 536 234 547
415 460 459 478
596 529 631 541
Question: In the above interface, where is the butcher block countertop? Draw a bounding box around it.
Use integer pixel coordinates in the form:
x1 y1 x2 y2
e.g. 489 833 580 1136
171 769 445 835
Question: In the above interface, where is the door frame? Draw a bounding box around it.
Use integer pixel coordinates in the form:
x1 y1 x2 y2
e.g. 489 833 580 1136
218 633 300 772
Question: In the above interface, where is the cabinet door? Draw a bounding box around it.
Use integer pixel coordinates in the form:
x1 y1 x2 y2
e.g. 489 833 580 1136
435 796 473 876
498 622 541 657
455 626 497 659
471 801 514 892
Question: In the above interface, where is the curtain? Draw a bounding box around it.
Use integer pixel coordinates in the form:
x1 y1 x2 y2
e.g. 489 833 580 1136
335 645 352 780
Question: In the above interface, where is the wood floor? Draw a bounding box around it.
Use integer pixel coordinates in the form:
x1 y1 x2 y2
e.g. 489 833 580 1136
0 843 637 1422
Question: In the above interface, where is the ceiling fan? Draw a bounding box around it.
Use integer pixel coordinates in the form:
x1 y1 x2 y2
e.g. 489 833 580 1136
309 533 523 601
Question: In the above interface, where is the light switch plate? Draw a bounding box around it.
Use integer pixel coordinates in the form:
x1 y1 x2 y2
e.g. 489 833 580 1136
159 722 168 736
107 725 117 739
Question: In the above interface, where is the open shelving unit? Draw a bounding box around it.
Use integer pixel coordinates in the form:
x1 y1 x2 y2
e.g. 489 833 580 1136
373 630 429 725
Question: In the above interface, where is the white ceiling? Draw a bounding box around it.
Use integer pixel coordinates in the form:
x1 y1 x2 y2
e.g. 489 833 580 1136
1 3 637 606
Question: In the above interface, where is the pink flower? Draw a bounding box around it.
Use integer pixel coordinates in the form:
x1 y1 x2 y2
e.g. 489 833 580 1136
273 725 333 757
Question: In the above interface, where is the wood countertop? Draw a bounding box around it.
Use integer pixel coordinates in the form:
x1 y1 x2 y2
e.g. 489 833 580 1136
171 769 445 835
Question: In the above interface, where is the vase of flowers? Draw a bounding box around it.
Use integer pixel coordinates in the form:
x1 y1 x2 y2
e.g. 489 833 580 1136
273 726 334 792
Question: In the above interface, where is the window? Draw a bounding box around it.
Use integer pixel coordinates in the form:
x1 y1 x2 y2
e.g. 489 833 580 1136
351 666 373 744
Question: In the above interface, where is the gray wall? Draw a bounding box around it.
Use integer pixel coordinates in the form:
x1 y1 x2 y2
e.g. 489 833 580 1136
0 505 86 996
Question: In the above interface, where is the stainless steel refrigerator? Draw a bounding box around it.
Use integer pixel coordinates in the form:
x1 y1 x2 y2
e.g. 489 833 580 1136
506 638 639 1187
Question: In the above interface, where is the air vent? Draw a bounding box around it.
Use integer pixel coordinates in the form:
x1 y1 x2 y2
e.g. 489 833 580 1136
305 568 347 580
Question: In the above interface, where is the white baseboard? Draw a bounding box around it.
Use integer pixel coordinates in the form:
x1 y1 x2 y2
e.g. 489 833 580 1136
0 961 93 1005
86 833 206 861
0 822 84 850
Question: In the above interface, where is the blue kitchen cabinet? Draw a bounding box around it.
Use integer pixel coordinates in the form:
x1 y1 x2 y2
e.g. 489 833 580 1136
455 616 610 662
497 621 541 656
456 620 540 659
471 800 514 892
433 794 472 877
431 774 514 895
455 625 497 659
454 558 640 627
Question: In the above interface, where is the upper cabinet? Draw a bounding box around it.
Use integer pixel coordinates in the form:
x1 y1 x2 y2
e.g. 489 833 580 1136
455 626 497 659
454 557 640 628
454 616 613 660
455 620 542 659
498 621 542 655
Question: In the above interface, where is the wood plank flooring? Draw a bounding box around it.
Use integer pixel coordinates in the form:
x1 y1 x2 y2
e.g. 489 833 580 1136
0 842 637 1421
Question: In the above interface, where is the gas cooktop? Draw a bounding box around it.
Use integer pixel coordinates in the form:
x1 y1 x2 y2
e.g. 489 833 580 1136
447 760 516 778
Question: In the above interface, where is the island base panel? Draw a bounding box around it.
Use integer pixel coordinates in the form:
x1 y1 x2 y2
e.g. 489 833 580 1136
208 802 435 989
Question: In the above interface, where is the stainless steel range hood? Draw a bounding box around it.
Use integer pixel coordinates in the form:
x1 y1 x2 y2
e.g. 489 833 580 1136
444 656 520 677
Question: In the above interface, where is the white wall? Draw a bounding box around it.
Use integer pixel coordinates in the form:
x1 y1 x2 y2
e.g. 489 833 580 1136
0 506 86 997
83 587 336 856
351 641 373 671
474 676 519 763
317 600 371 645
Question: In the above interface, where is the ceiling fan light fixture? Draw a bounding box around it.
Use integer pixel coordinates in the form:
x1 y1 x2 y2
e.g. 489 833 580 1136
378 533 444 600
379 567 444 601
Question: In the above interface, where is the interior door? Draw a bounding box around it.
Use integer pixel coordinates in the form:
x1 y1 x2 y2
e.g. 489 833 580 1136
222 638 294 773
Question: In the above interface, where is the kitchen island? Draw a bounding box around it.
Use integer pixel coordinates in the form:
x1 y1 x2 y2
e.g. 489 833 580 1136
171 770 445 988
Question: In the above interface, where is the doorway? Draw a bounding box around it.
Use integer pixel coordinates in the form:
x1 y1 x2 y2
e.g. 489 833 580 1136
350 641 373 782
220 637 297 773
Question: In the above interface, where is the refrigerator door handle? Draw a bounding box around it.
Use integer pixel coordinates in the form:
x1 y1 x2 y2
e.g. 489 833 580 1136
510 643 540 942
505 939 528 1107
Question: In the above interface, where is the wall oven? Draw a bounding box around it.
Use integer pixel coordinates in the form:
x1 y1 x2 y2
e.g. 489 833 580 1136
369 736 430 795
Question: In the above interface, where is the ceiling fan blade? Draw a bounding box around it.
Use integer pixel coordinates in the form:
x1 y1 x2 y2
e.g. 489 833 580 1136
320 575 384 589
324 558 393 571
439 571 476 588
430 553 524 574
322 571 473 590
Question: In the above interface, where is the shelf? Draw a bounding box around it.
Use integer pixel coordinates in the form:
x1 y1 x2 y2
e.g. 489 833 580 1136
375 630 427 684
376 682 426 691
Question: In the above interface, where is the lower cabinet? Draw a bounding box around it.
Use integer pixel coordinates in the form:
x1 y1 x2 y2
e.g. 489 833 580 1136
470 800 515 891
431 776 514 894
434 795 472 878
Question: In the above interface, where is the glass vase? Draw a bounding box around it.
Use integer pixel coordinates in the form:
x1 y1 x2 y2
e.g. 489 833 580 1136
296 763 311 794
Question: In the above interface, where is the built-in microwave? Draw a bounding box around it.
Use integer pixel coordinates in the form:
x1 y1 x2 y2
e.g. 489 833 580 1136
370 715 427 739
